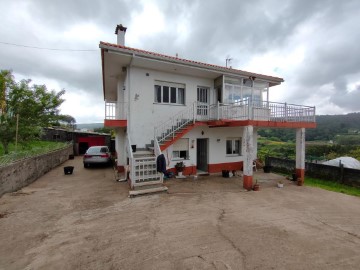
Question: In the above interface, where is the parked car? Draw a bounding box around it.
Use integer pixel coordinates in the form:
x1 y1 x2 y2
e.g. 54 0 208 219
83 146 112 168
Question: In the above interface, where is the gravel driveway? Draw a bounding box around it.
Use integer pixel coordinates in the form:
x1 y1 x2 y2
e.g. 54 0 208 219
0 157 359 270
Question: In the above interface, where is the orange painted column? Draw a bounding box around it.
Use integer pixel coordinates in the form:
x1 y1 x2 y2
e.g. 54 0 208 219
243 175 253 191
243 125 254 190
296 168 305 181
296 128 306 183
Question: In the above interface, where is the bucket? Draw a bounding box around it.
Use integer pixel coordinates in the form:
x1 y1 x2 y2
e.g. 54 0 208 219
64 166 74 175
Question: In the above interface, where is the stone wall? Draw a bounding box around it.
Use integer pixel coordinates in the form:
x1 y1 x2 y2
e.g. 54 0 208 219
0 145 73 197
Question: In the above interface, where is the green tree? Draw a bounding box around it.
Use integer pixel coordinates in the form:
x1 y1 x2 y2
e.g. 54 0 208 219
0 70 65 154
57 114 77 130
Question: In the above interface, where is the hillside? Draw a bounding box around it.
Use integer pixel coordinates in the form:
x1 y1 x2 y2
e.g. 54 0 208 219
76 123 103 130
258 112 360 142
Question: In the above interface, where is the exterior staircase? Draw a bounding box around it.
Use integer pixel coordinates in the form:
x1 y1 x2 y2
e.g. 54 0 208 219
127 104 198 196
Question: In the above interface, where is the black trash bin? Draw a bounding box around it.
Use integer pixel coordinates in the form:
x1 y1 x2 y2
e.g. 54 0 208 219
64 166 74 175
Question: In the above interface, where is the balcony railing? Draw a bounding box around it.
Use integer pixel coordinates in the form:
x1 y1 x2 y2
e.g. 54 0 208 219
105 101 128 120
207 100 316 122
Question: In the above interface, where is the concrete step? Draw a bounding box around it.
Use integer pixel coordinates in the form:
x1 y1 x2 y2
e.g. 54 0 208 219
129 186 168 197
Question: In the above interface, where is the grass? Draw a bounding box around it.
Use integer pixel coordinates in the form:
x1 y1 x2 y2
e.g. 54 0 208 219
305 177 360 197
0 140 70 166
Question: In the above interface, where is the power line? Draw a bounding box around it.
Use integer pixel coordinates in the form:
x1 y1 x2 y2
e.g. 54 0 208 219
0 41 97 52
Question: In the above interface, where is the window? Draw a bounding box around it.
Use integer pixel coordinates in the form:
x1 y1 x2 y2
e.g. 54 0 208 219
172 138 189 160
154 81 185 105
226 138 241 155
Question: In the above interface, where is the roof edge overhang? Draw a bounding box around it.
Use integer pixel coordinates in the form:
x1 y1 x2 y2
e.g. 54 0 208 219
99 42 284 87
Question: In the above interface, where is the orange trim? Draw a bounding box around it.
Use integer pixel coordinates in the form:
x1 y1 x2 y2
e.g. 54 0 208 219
160 122 206 151
225 120 316 129
208 162 243 173
168 166 197 175
117 165 125 173
104 119 127 127
243 175 253 190
296 168 305 182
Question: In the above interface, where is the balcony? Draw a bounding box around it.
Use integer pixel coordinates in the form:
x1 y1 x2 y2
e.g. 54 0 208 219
104 101 128 127
206 100 315 122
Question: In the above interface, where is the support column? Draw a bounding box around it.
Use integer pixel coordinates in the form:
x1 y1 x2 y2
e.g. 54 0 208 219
296 128 306 183
243 125 254 190
116 128 126 172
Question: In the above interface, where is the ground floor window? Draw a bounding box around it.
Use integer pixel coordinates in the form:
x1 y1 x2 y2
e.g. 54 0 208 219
172 138 189 160
226 138 241 156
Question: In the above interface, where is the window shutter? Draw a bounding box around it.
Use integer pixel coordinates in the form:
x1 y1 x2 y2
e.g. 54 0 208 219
173 138 189 151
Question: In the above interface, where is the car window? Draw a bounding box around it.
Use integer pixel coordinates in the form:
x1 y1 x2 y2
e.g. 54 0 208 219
86 146 108 154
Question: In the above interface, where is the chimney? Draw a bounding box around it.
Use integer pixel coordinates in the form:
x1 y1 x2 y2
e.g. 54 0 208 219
115 24 127 46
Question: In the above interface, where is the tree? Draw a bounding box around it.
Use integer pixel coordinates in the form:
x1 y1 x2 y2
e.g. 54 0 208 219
0 70 66 154
57 114 77 130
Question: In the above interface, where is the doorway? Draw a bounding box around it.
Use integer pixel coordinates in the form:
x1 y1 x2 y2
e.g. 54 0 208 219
79 142 89 155
197 138 208 172
197 87 209 118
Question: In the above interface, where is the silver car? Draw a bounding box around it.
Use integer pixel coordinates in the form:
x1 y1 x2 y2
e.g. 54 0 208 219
83 146 112 168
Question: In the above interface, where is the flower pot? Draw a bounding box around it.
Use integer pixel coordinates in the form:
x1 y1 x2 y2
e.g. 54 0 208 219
277 183 284 188
178 171 183 177
253 184 260 191
64 166 74 175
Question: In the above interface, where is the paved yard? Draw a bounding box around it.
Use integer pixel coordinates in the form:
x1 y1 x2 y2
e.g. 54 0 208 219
0 157 360 270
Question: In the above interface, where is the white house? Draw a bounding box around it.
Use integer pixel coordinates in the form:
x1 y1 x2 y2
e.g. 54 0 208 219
99 24 316 191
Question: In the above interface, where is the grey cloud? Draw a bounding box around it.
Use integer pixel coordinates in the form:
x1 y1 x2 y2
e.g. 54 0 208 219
330 84 360 111
2 0 360 122
27 0 141 29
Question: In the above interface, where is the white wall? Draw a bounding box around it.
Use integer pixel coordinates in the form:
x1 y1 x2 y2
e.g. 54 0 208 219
127 67 214 148
162 126 245 169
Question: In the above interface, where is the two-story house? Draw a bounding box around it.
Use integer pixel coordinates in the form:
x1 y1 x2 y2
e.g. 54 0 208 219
99 24 316 191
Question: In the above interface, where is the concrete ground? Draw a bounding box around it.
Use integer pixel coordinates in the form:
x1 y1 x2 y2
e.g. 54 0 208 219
0 157 360 270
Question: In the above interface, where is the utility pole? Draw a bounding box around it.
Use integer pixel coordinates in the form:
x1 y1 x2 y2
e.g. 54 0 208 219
15 114 19 152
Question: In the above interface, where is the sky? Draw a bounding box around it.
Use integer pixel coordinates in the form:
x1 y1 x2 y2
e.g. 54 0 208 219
1 0 360 123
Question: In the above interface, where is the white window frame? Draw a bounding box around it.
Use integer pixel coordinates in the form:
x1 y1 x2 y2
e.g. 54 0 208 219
172 138 189 160
226 137 241 156
154 81 185 105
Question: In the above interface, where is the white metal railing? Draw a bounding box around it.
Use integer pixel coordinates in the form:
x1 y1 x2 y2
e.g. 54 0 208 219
131 157 162 187
154 137 162 157
154 101 196 143
207 100 315 123
105 101 128 120
153 100 315 151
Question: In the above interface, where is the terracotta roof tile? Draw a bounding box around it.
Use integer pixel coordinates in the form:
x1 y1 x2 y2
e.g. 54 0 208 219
99 41 284 82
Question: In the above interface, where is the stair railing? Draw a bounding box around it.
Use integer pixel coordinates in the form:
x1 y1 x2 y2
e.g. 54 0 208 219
126 135 135 187
154 101 197 143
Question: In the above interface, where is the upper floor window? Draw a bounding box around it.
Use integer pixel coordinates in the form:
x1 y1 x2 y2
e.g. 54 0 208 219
154 81 185 105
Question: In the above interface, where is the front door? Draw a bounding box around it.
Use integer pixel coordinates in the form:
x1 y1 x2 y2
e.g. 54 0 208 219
197 138 208 172
197 87 209 119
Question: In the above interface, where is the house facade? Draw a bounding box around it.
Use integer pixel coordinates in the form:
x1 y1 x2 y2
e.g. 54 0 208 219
100 24 316 190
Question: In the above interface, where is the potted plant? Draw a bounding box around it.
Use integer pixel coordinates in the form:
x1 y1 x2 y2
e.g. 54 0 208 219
263 156 272 173
277 180 284 188
175 161 186 176
253 179 260 191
